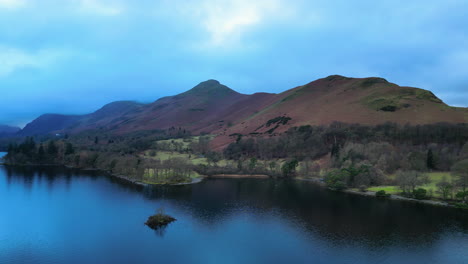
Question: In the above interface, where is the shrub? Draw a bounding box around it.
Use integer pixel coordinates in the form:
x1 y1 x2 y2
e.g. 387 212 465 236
413 188 427 200
454 203 468 210
455 191 468 202
376 190 390 198
324 169 348 190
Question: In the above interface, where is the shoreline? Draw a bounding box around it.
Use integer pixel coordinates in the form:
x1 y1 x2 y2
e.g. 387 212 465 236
65 165 209 187
1 162 206 187
1 163 464 210
295 177 457 209
210 174 270 179
342 188 451 208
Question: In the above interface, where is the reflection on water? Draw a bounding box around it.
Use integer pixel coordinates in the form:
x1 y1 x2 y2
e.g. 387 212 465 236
1 165 467 264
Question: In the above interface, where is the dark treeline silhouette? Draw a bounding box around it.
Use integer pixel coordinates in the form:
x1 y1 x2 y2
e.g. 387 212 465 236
224 122 468 165
3 122 468 199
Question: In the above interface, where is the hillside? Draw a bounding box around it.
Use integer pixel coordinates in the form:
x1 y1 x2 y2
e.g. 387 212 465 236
18 76 468 146
0 124 21 138
19 114 81 136
210 75 468 149
221 75 467 130
110 80 280 134
19 101 144 136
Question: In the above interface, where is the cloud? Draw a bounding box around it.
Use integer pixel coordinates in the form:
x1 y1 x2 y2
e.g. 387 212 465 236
164 0 295 48
201 1 263 46
78 0 123 16
0 0 26 9
0 46 69 77
0 0 468 126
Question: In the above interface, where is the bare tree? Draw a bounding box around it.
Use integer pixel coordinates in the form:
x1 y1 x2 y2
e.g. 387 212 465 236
396 170 428 194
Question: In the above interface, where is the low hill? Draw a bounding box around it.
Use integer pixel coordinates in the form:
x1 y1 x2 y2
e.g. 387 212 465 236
0 124 21 138
19 101 144 136
19 114 81 136
67 101 145 133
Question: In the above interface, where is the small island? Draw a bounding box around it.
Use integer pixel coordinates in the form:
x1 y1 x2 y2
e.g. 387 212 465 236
145 209 176 230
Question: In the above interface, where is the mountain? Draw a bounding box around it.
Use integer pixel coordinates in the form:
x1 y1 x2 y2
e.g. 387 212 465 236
17 76 468 146
109 80 276 134
211 75 468 148
67 101 145 133
19 114 81 136
19 101 144 136
0 124 21 137
221 75 467 132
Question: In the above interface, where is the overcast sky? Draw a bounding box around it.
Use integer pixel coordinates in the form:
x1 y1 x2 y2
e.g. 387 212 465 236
0 0 467 127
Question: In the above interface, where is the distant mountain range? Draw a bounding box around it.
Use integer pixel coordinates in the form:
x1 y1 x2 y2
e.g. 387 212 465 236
13 75 468 148
0 125 21 138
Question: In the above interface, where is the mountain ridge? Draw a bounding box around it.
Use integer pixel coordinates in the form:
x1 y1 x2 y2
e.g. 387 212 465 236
15 76 468 145
0 124 21 138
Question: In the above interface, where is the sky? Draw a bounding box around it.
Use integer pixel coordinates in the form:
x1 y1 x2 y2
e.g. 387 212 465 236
0 0 467 127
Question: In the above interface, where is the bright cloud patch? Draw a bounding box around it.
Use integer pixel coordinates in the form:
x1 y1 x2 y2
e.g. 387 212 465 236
204 0 290 46
0 46 68 77
79 0 123 16
167 0 292 47
0 0 26 9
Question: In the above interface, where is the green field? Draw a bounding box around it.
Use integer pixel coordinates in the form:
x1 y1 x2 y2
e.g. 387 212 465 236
369 172 455 198
142 168 202 185
144 150 230 166
367 186 400 194
153 137 193 150
142 147 294 173
152 135 215 150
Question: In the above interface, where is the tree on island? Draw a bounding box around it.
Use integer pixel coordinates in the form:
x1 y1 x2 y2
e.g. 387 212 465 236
145 208 176 230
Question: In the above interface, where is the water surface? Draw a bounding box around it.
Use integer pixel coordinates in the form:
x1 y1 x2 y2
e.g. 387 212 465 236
1 161 467 264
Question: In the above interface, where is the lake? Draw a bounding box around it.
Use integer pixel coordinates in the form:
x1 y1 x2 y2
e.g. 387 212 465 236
1 153 467 264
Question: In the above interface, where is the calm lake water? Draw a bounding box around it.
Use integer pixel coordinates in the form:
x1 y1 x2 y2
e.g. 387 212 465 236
1 153 467 264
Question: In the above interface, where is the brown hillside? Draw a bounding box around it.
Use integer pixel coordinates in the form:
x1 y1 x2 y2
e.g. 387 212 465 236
109 80 278 135
211 75 468 149
19 76 467 145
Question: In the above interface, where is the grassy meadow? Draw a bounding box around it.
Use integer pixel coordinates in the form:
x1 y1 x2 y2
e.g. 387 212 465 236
368 172 455 198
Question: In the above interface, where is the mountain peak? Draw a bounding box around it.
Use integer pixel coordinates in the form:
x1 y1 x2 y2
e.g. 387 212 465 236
180 80 239 98
323 75 351 81
201 79 220 85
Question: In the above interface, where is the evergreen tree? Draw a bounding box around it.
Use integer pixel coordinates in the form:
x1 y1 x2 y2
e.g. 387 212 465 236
38 144 45 161
427 149 435 170
281 159 299 177
47 141 58 156
65 142 75 155
7 143 15 153
331 142 340 159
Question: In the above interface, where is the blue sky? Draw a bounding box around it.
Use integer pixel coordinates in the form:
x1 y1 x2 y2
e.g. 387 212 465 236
0 0 467 127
